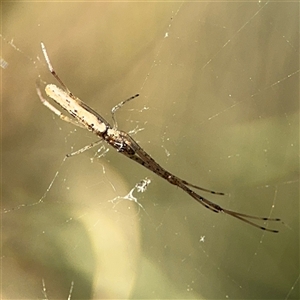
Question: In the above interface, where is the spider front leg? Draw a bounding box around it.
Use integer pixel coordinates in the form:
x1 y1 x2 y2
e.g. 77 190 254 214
111 94 140 129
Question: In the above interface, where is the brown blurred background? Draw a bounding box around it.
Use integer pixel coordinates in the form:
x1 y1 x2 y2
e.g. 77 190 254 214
2 2 299 299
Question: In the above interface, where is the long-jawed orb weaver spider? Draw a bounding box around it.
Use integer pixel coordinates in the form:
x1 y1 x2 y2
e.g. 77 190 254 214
36 42 281 233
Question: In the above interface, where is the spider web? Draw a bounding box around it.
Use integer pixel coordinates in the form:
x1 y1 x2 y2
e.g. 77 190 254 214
2 1 299 299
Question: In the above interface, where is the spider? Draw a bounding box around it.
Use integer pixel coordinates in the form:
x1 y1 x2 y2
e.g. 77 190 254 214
36 42 281 233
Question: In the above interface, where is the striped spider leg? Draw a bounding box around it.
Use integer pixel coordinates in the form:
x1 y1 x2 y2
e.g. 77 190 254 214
37 42 281 233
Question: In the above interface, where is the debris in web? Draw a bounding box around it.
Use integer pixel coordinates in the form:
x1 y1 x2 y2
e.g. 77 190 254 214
109 177 151 214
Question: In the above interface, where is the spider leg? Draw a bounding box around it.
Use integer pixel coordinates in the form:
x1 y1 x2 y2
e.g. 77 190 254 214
190 192 280 233
41 42 72 96
66 140 103 157
111 94 139 129
221 208 280 233
181 180 225 195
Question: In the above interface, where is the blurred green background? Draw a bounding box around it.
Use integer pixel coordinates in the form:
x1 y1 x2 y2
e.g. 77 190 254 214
2 1 299 299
